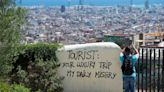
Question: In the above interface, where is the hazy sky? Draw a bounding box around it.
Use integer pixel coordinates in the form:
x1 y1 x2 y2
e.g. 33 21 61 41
16 0 164 6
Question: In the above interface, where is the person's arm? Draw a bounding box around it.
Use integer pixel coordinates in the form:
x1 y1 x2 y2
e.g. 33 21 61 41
121 47 126 53
132 44 139 55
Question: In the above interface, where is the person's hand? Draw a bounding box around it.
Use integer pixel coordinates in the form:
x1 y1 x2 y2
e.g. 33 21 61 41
129 44 133 49
132 44 135 48
132 44 139 55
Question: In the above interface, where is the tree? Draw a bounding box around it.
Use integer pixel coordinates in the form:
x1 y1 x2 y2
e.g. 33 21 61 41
10 43 63 92
0 0 26 76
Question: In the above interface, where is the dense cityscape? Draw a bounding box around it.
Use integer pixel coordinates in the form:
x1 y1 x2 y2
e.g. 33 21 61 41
22 5 164 46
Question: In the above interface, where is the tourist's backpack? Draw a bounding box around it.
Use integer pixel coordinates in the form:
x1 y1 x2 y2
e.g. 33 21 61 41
121 55 134 75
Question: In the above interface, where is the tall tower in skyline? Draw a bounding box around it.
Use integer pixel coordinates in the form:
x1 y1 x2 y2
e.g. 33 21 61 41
19 0 22 4
67 0 71 7
130 0 133 12
79 0 83 6
61 5 66 12
130 0 133 6
79 0 84 10
145 0 149 9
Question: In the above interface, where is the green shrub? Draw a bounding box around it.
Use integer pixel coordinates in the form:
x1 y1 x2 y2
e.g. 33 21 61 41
0 82 30 92
10 43 63 92
11 84 30 92
0 82 11 92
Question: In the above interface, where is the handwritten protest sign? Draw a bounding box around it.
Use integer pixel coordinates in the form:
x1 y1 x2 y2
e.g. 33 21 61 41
56 42 123 92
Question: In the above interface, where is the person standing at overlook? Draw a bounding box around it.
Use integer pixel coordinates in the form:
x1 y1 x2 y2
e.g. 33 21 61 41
120 45 139 92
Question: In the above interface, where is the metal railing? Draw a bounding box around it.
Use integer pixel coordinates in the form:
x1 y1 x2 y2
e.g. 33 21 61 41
137 47 164 92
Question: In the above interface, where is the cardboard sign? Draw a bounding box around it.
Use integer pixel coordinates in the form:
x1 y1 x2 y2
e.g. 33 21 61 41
56 42 123 92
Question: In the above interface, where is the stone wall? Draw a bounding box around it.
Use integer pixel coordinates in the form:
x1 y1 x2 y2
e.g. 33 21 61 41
56 42 123 92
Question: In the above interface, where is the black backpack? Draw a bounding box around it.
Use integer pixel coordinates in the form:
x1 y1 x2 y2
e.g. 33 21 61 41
121 55 134 75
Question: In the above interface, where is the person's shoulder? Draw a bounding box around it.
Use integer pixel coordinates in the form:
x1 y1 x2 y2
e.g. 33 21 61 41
132 54 139 59
120 53 124 56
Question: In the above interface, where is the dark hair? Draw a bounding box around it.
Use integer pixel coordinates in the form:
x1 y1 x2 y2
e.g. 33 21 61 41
124 47 131 54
